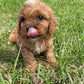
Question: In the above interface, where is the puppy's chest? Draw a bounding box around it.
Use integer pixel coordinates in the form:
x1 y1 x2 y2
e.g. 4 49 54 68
33 41 46 55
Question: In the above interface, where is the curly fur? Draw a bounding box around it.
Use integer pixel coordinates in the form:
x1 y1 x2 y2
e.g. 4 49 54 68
8 0 59 72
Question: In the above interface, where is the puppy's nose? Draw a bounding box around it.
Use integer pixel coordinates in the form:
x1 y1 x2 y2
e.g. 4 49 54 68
26 26 33 32
26 26 38 38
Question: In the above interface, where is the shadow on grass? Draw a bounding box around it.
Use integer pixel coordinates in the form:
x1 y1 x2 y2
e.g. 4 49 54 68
0 44 25 72
0 42 48 72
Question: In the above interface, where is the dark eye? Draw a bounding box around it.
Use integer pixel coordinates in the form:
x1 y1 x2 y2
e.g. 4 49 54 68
22 17 26 22
38 16 44 21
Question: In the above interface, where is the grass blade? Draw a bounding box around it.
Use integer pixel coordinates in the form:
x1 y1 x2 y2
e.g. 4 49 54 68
0 73 6 84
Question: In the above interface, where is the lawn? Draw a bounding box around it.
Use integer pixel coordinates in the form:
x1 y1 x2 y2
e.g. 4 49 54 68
0 0 84 84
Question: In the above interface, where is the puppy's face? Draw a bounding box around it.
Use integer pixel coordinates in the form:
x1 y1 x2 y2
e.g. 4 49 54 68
18 0 57 39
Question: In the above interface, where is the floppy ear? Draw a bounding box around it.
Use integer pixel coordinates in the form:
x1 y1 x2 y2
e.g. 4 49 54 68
17 15 23 34
18 3 28 34
49 15 57 34
18 15 23 29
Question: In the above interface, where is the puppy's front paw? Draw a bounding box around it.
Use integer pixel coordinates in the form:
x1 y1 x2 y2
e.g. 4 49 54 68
25 60 37 73
48 60 59 68
26 64 37 73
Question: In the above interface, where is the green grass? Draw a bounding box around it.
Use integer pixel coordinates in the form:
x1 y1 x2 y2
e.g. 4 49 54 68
0 0 84 84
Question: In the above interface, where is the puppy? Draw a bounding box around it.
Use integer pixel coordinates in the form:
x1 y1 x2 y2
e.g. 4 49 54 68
8 0 59 72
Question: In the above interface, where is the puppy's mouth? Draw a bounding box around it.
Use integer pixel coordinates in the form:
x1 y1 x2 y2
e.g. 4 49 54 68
27 26 39 39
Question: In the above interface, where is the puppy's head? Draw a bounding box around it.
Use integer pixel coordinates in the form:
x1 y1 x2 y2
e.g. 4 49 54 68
18 0 57 39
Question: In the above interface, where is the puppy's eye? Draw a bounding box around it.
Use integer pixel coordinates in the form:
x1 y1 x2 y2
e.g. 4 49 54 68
22 17 26 22
38 16 44 21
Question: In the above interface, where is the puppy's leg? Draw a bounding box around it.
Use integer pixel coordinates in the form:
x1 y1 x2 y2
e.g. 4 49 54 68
44 48 59 68
21 48 37 73
8 26 18 44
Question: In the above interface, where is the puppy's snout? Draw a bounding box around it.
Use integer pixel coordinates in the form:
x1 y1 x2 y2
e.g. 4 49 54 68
26 26 38 38
26 26 33 32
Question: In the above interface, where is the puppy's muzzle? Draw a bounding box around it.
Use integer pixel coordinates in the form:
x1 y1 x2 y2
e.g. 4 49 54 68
26 26 39 38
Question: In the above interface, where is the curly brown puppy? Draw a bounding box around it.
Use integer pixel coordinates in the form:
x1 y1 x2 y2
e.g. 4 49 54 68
8 0 59 72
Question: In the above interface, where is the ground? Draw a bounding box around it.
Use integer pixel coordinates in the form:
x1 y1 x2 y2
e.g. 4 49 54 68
0 0 84 84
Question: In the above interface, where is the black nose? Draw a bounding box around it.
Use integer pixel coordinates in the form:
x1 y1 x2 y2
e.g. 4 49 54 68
26 26 33 32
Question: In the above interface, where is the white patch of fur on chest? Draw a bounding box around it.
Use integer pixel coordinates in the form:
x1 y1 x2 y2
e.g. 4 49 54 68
33 40 46 54
34 41 40 54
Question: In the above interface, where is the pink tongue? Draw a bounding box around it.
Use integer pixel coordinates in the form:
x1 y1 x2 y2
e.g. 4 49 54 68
27 27 38 37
